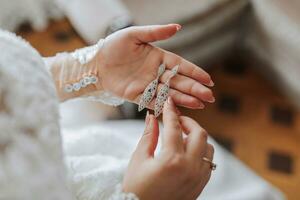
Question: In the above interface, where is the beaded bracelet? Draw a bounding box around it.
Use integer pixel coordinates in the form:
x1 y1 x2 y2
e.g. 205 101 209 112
64 75 98 93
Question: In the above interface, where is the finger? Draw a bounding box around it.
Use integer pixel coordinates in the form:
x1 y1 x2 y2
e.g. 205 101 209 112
134 86 205 110
202 143 215 171
147 89 204 110
162 96 184 152
179 116 208 157
160 70 215 103
204 143 215 161
134 113 160 159
154 83 204 109
163 51 214 87
129 24 181 43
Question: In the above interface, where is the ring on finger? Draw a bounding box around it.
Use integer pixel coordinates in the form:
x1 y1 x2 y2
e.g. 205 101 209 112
202 157 217 171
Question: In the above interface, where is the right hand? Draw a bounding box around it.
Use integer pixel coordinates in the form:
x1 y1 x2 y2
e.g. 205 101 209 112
122 97 215 200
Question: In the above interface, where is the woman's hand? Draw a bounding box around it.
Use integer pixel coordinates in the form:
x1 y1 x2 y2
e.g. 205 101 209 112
122 97 214 200
97 24 215 109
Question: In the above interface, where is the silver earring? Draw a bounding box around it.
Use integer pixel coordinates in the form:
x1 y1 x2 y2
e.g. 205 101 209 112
154 65 179 117
138 64 166 111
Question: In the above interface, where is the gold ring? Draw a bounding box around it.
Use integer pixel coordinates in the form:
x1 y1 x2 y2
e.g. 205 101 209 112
202 157 217 171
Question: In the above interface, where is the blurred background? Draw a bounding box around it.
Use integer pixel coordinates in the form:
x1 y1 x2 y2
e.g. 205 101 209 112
1 0 299 199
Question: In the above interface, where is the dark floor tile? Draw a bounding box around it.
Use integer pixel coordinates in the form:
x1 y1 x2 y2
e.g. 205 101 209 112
53 30 73 42
270 106 294 126
268 151 293 174
223 53 247 75
17 22 33 34
218 94 240 114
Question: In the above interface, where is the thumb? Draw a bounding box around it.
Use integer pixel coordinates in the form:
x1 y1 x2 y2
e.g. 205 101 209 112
131 24 181 43
134 112 159 159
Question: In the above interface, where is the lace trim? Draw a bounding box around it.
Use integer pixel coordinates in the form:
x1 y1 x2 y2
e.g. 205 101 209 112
71 39 105 65
109 184 139 200
80 91 125 106
68 39 125 105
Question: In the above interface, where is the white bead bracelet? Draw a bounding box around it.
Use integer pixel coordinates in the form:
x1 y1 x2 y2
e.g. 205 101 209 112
64 75 98 93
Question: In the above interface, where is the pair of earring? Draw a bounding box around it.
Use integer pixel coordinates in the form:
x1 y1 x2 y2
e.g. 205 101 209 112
138 64 179 117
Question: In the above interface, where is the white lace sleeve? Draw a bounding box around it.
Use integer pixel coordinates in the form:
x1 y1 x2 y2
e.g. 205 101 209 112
0 0 62 31
49 39 125 106
109 185 139 200
71 40 125 106
80 91 125 106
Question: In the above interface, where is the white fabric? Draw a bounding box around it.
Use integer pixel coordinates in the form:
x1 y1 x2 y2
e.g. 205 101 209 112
245 0 300 108
0 29 131 199
0 29 285 200
62 120 285 200
0 30 73 200
0 0 62 31
56 0 132 44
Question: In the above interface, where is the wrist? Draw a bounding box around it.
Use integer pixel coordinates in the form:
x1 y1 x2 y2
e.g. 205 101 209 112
46 52 103 101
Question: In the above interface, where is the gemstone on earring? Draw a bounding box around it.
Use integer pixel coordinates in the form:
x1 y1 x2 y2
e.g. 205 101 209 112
64 84 73 93
138 64 166 111
138 79 158 111
171 64 179 76
154 83 169 117
154 64 179 117
73 82 81 91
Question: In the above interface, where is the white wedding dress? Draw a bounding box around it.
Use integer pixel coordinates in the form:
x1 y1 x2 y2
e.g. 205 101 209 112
0 29 285 200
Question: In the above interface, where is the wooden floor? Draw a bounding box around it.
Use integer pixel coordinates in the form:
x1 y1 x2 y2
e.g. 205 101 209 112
18 19 300 200
184 62 300 200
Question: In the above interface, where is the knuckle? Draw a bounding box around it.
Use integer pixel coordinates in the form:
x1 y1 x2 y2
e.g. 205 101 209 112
163 154 186 172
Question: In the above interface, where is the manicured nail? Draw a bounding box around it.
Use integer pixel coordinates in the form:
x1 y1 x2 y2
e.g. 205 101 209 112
145 111 150 124
167 96 174 106
208 80 214 87
208 96 215 103
175 24 181 31
210 96 216 103
198 104 205 109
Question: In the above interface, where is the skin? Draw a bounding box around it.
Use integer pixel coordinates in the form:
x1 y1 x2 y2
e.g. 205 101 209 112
96 24 215 109
123 97 214 200
45 24 215 199
46 24 215 108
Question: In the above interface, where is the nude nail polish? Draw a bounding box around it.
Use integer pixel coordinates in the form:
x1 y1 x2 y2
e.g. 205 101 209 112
145 111 150 124
208 80 215 87
167 96 174 106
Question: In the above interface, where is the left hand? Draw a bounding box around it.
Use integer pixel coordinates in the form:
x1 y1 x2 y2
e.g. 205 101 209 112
96 24 215 109
123 97 214 200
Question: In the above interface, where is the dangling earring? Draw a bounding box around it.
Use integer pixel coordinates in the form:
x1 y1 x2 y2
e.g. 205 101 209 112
154 65 179 117
138 64 166 111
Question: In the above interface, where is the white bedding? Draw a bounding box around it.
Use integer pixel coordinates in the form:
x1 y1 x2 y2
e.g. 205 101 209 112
62 120 285 200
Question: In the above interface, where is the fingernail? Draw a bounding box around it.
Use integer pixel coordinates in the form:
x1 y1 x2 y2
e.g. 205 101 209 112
208 80 214 87
208 96 215 103
167 96 174 106
176 24 181 31
145 111 150 124
198 103 205 109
